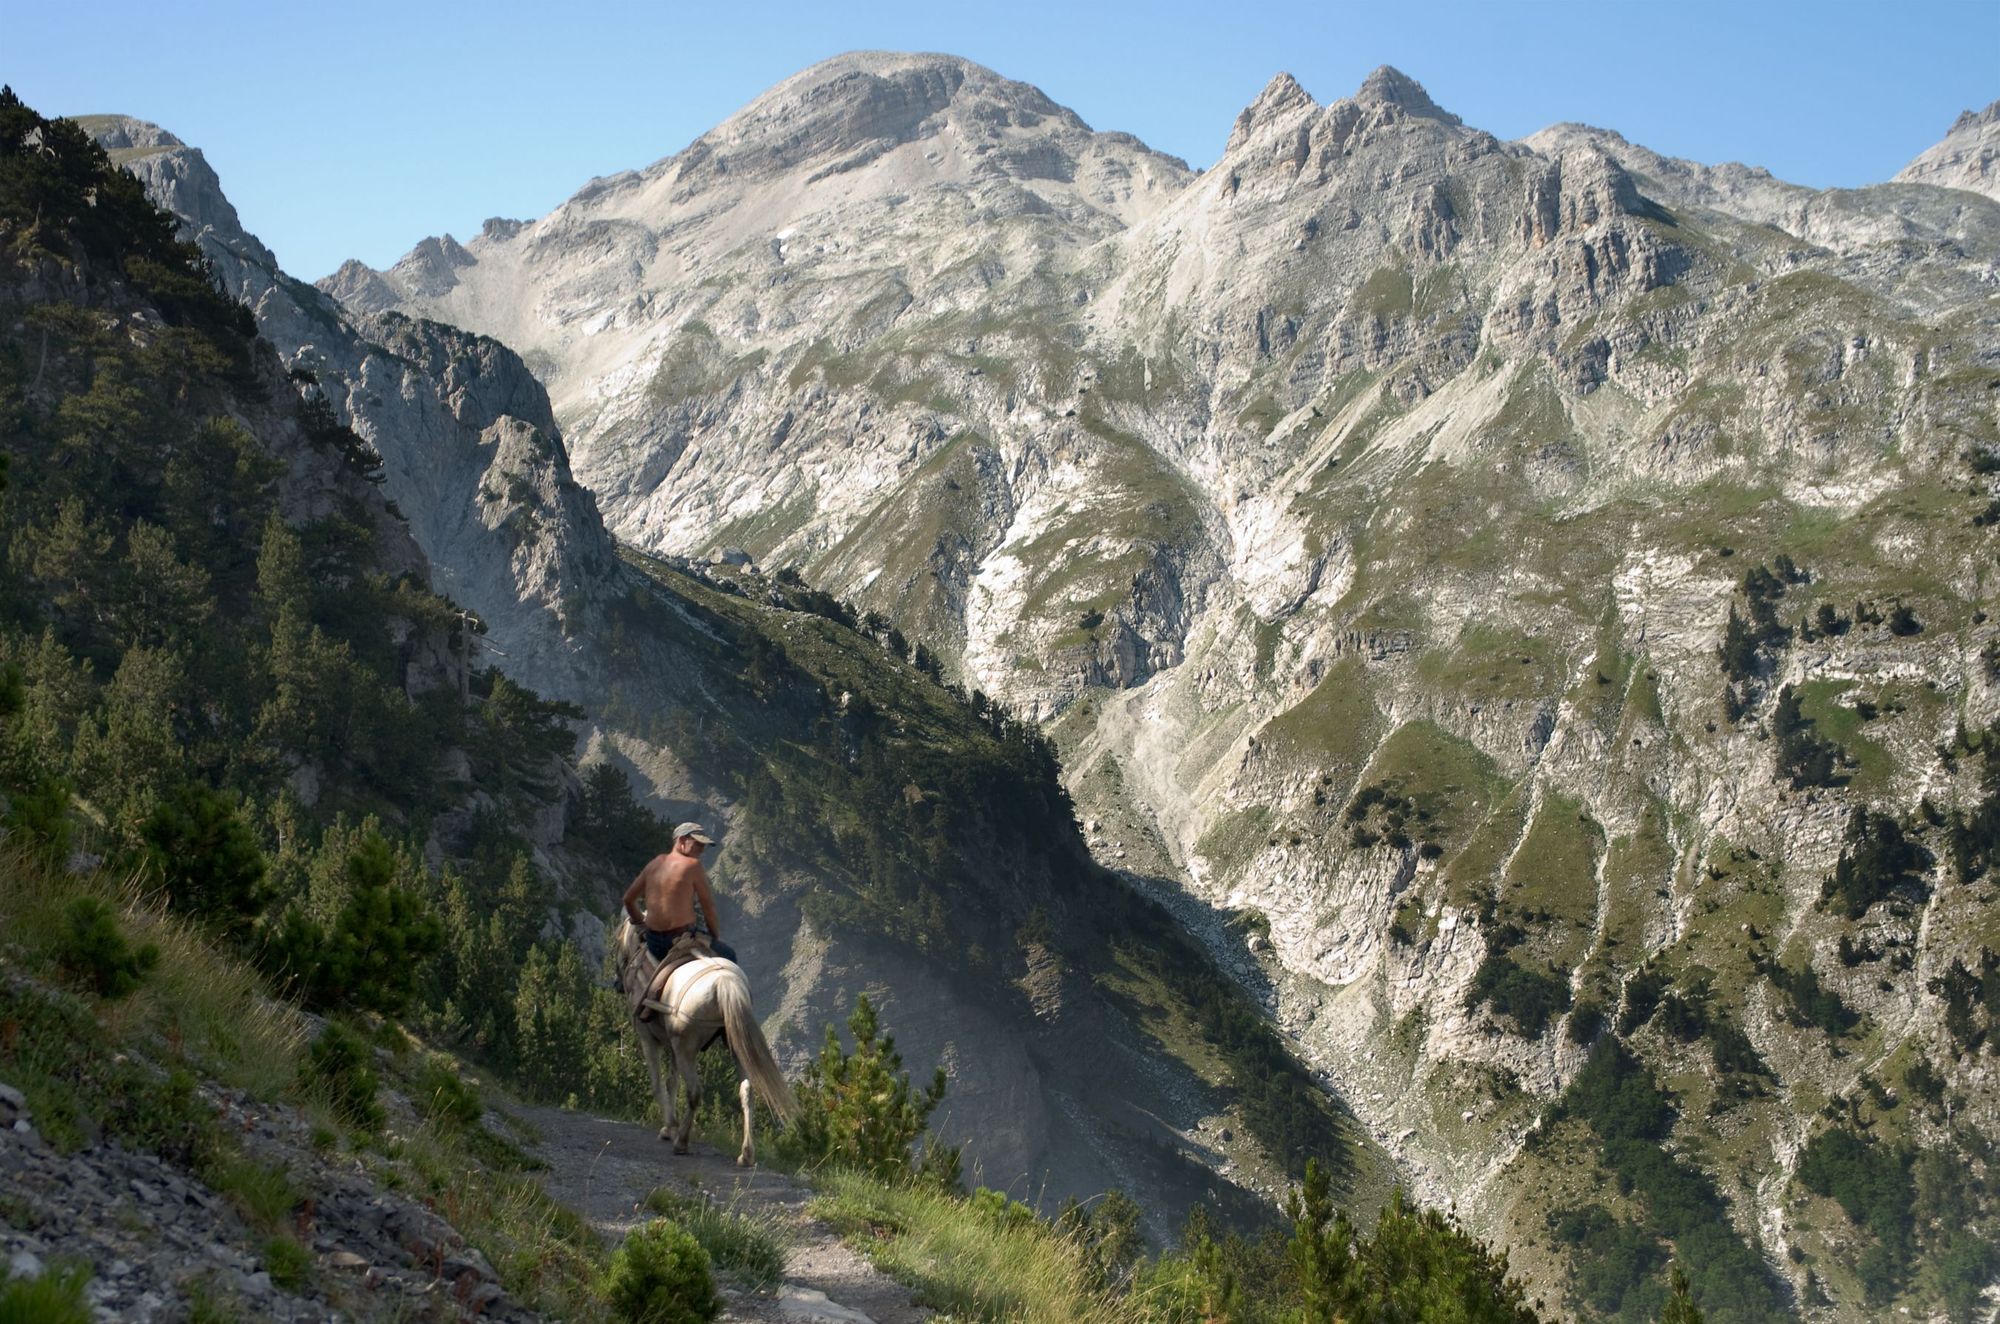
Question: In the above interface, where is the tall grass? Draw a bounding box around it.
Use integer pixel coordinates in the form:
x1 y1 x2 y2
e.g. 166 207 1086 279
810 1169 1120 1323
0 844 615 1320
0 846 306 1100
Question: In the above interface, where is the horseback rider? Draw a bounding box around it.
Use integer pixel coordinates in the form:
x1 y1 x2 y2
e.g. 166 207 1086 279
622 822 739 965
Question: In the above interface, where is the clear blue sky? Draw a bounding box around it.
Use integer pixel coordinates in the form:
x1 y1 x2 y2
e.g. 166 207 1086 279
9 0 1995 281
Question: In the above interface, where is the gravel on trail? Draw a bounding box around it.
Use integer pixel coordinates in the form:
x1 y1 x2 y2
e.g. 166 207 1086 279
512 1102 931 1324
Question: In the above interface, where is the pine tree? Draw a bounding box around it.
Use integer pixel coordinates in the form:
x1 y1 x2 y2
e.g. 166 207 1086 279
784 993 950 1179
1658 1263 1704 1323
141 782 268 939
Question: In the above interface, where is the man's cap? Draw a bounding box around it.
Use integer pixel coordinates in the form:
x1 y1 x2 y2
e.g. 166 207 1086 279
674 822 716 845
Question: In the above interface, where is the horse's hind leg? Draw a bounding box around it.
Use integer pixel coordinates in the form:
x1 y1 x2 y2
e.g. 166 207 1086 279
638 1029 676 1143
671 1035 702 1155
736 1077 755 1167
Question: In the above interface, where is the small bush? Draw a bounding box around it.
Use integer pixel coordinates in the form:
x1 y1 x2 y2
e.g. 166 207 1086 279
643 1188 784 1291
0 1259 92 1324
271 832 444 1016
1 775 74 864
603 1219 718 1324
262 1236 311 1293
778 994 951 1181
53 896 158 998
969 1185 1037 1232
206 1153 299 1231
1765 961 1858 1037
300 1023 383 1130
416 1060 484 1129
1566 1000 1606 1044
1821 808 1932 920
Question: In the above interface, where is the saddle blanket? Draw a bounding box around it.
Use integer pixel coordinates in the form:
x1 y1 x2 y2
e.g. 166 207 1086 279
625 929 714 1022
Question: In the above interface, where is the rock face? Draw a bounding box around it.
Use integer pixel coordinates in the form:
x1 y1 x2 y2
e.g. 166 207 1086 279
86 114 616 708
323 55 2000 1320
1895 100 2000 201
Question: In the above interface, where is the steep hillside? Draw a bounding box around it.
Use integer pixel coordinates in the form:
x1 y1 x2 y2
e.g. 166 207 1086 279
330 56 2000 1322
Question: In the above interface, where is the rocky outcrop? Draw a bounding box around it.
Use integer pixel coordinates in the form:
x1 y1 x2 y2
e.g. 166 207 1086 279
0 1058 523 1323
1895 99 2000 201
86 115 613 708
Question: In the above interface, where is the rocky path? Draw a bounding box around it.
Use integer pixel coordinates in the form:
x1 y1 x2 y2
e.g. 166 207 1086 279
511 1104 930 1324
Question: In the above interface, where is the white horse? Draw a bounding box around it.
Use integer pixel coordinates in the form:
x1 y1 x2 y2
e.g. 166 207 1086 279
615 919 799 1165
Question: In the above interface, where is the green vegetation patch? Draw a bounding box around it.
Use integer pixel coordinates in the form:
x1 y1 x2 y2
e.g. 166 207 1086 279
812 1168 1117 1324
643 1189 786 1292
1543 1040 1789 1323
1352 266 1414 320
1501 793 1603 970
1414 621 1565 706
1253 656 1382 784
1360 721 1510 859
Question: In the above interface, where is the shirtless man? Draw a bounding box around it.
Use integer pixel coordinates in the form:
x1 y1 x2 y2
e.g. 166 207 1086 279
622 822 739 964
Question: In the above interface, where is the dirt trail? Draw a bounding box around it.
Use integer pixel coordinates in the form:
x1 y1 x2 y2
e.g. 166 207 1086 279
510 1104 929 1324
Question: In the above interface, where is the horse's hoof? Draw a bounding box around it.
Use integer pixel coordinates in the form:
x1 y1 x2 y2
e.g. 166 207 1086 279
673 1144 692 1156
736 1154 752 1168
657 1128 672 1142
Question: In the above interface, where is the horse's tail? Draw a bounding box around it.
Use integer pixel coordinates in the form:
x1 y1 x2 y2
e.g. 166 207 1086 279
716 972 799 1126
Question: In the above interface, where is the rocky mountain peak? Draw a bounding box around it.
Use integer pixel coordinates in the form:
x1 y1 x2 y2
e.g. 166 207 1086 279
1953 99 2000 133
77 114 184 153
1228 71 1319 150
1896 97 2000 200
73 114 273 288
390 233 476 298
664 49 1084 187
1352 64 1460 124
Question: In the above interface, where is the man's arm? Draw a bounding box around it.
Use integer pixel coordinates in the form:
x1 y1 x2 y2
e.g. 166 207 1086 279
693 868 722 942
621 862 651 927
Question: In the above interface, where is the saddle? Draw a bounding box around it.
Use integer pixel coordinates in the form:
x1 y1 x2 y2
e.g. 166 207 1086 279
625 929 715 1023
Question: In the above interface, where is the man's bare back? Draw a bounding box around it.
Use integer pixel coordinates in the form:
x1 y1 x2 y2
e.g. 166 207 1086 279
623 838 719 938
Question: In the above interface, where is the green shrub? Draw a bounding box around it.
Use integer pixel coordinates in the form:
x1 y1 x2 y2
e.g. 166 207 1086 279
0 1260 92 1324
53 896 158 998
1618 966 1670 1034
1764 960 1858 1036
1933 1226 2000 1322
205 1153 299 1231
262 1236 311 1293
140 782 268 939
778 994 953 1181
643 1188 784 1291
602 1219 717 1324
969 1185 1037 1232
1797 1127 1914 1303
1467 952 1571 1037
1287 1163 1541 1323
271 832 444 1016
1549 1205 1665 1317
312 833 445 1015
1821 808 1931 920
2 775 74 864
416 1060 484 1129
300 1022 382 1130
1771 686 1843 789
